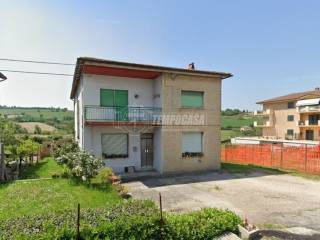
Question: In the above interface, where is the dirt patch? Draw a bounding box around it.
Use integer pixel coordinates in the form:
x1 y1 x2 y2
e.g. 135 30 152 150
18 122 56 133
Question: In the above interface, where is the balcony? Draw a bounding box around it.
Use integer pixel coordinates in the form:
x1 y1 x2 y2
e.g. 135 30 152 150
254 121 272 127
297 105 320 113
254 109 272 116
85 106 162 124
297 120 320 127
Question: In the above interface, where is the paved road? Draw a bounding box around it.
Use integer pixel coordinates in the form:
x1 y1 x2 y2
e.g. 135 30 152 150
124 171 320 231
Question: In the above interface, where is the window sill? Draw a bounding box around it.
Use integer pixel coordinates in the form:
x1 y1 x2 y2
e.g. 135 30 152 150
182 152 204 158
180 107 204 110
102 154 129 159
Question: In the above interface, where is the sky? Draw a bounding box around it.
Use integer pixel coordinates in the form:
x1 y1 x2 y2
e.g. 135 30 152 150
0 0 319 110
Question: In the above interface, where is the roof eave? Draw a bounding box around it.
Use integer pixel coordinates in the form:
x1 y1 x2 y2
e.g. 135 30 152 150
70 57 233 99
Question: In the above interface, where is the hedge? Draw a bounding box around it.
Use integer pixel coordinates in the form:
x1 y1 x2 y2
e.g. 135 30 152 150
0 200 241 240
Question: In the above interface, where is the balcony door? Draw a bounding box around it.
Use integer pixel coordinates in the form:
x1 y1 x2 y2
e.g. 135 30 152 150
141 133 153 169
100 89 128 121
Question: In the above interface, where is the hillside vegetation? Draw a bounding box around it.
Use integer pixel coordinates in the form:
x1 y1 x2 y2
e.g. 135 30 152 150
221 109 262 142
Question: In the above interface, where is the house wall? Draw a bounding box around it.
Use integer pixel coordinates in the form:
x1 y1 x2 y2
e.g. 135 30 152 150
82 74 155 107
84 125 155 173
153 127 163 173
74 76 84 148
262 102 300 139
160 73 222 173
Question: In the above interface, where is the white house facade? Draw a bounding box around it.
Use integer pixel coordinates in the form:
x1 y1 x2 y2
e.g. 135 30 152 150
71 57 232 174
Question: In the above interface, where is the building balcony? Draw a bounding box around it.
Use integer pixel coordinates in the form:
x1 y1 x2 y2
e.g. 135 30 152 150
85 106 162 125
297 120 320 127
297 105 320 113
254 121 272 127
254 109 272 116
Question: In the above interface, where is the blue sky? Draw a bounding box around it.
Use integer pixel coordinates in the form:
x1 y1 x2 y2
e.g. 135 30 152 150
0 0 319 110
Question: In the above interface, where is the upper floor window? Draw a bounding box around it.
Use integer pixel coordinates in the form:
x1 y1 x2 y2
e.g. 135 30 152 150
100 89 128 107
181 91 204 108
287 115 294 121
288 102 295 109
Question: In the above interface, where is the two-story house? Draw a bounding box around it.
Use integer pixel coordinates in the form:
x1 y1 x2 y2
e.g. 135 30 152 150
254 88 320 141
70 57 232 174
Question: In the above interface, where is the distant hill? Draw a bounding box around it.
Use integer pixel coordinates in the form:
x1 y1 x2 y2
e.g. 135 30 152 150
0 106 73 121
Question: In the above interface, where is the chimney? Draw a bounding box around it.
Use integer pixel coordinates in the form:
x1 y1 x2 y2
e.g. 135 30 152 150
315 87 320 91
188 62 195 70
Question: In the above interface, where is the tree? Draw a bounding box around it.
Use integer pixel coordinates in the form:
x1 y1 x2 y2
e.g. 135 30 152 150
34 125 42 134
17 139 40 165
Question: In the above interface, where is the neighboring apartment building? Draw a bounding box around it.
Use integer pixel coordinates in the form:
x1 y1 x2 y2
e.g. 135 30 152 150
254 88 320 141
70 57 232 174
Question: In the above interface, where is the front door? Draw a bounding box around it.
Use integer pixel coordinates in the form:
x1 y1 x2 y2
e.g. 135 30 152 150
141 133 153 169
306 130 314 140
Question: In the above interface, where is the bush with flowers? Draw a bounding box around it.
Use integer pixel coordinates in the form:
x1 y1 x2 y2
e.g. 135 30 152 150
53 141 103 183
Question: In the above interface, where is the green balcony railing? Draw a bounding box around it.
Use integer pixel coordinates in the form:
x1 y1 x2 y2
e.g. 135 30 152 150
85 106 162 123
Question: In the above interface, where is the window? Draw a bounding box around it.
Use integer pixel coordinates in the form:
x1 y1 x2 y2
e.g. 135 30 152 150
287 129 294 136
101 133 128 158
288 102 295 109
181 91 204 108
287 115 294 121
182 132 203 157
100 89 128 107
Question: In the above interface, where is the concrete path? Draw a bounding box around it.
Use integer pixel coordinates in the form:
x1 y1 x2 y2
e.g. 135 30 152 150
124 171 320 231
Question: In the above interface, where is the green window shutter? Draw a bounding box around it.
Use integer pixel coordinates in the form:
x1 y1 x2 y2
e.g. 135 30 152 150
181 91 204 108
115 90 128 107
100 89 114 107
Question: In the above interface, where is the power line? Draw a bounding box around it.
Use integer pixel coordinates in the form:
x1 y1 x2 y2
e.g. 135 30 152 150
0 69 73 76
0 58 75 66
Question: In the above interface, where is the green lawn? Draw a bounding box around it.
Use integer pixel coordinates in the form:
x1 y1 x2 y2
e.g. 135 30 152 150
0 179 121 221
0 158 121 221
19 157 64 179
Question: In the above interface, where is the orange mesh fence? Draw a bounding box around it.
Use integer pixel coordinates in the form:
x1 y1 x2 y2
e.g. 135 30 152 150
221 144 320 174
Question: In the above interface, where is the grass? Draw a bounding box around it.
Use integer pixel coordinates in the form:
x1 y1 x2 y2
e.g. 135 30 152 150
0 157 121 221
221 114 261 129
0 179 121 221
19 157 64 179
222 162 284 175
222 162 320 181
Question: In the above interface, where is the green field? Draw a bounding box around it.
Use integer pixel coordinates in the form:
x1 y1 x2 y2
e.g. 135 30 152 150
221 114 260 128
0 107 73 120
221 113 262 142
0 158 121 221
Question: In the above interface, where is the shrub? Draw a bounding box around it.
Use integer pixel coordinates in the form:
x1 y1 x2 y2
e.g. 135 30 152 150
0 200 241 240
53 142 103 183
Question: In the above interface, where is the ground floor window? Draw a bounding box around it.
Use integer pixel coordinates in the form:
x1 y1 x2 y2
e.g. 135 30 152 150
101 133 128 158
182 132 203 157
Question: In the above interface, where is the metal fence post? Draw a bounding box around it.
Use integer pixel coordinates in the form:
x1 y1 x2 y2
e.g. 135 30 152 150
280 144 283 169
304 144 308 173
0 143 5 181
76 203 80 240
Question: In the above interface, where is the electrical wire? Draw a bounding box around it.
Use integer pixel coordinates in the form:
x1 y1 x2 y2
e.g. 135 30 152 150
0 58 75 66
0 69 73 76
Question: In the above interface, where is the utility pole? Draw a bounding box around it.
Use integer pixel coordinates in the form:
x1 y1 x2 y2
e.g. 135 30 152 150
0 72 7 181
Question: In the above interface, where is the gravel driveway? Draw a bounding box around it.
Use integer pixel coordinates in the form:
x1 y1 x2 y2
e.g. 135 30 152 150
124 170 320 231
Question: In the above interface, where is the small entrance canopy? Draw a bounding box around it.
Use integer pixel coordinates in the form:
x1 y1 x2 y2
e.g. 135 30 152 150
296 98 320 107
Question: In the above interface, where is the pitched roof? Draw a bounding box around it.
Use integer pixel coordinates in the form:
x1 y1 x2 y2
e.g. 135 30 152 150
257 89 320 104
70 57 233 99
